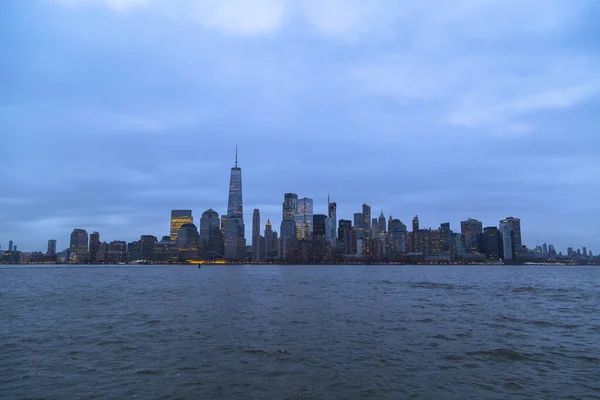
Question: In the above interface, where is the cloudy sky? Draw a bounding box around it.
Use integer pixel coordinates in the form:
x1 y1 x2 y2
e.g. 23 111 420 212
2 0 599 253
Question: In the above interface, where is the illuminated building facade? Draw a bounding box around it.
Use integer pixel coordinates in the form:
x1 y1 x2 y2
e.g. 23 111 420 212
69 228 89 263
294 197 313 240
200 209 221 256
177 223 200 261
170 210 193 242
328 196 337 240
139 235 157 261
500 217 522 258
362 203 371 237
500 221 513 261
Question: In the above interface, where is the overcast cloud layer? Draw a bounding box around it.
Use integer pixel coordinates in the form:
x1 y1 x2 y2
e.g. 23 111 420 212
1 0 599 253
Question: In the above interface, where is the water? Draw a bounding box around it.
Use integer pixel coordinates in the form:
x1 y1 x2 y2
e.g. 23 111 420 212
1 265 599 399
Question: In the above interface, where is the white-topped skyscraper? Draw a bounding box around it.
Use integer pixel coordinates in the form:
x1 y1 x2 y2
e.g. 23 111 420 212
224 147 246 260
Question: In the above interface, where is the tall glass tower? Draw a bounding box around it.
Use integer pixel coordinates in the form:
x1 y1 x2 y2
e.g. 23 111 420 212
224 147 246 260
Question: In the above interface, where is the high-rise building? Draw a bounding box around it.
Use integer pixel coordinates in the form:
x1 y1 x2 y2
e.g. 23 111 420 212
139 235 157 261
500 217 522 258
388 219 408 255
47 240 57 256
177 223 200 261
354 213 365 239
200 209 221 255
499 221 513 262
294 197 313 240
338 219 352 243
378 211 386 233
328 196 337 240
542 243 548 255
153 236 179 264
108 240 127 263
482 227 500 260
313 214 327 237
265 219 274 253
126 241 140 262
89 231 100 263
224 147 246 260
252 209 261 261
69 229 89 263
8 240 13 252
362 203 371 237
412 216 419 232
170 210 193 242
461 218 483 253
283 193 298 221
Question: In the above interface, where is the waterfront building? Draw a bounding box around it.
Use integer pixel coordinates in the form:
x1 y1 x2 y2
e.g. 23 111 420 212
177 223 200 261
8 240 13 252
500 217 522 259
47 239 57 256
461 218 483 253
354 213 365 239
199 209 220 252
338 219 352 243
139 235 157 261
252 209 261 262
126 241 140 262
170 210 193 242
89 231 100 262
224 148 246 260
499 221 513 262
483 227 500 260
69 228 89 263
108 240 127 263
153 236 179 264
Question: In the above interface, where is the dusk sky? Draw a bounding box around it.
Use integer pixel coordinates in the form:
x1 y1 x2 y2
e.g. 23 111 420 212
2 0 599 253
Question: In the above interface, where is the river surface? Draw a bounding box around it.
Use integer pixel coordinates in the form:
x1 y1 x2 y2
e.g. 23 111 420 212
1 265 599 399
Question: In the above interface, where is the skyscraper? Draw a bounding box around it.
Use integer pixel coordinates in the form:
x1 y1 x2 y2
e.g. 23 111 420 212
412 216 419 232
8 240 13 252
482 227 500 260
177 223 200 261
354 212 364 239
338 219 352 243
89 231 100 263
283 193 298 220
139 235 157 261
499 221 513 262
224 147 246 260
47 240 57 256
313 214 327 237
199 209 221 255
294 197 313 240
328 196 337 240
170 210 193 242
500 217 522 259
265 219 274 254
252 209 261 261
69 229 89 263
362 203 371 236
378 211 386 233
461 218 483 253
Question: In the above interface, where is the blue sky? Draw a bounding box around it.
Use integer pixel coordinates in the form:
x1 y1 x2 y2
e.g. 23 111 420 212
1 0 599 253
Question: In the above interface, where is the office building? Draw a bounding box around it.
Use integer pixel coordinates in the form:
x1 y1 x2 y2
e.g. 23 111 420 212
461 218 483 253
500 217 522 259
153 236 179 264
294 197 313 240
362 203 371 237
47 240 57 256
378 211 386 233
483 227 500 260
499 221 513 262
139 235 157 261
69 229 89 263
177 223 200 261
313 214 327 238
328 196 337 240
8 240 13 252
252 209 261 261
170 210 193 242
89 231 100 263
199 209 221 256
108 240 127 263
224 148 246 260
338 219 352 243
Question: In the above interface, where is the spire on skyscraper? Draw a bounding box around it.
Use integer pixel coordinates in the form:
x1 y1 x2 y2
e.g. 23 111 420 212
235 145 238 168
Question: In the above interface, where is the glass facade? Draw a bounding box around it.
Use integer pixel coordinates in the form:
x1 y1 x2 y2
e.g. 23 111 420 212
170 210 193 241
294 197 313 240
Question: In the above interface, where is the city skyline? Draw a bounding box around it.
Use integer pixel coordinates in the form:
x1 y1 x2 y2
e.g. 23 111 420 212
2 1 599 252
0 149 595 257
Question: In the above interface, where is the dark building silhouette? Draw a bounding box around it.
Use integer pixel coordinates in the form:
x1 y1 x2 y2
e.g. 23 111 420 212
177 223 200 261
47 240 57 256
224 148 245 260
483 227 501 260
338 219 352 243
313 214 327 238
139 235 157 261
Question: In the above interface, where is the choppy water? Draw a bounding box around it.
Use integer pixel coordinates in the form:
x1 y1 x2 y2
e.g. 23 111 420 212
1 265 599 399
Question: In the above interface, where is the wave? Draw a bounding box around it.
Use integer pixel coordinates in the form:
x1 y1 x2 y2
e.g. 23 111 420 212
467 348 532 361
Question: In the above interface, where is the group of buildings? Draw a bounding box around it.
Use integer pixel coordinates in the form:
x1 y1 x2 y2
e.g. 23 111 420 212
1 151 597 265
